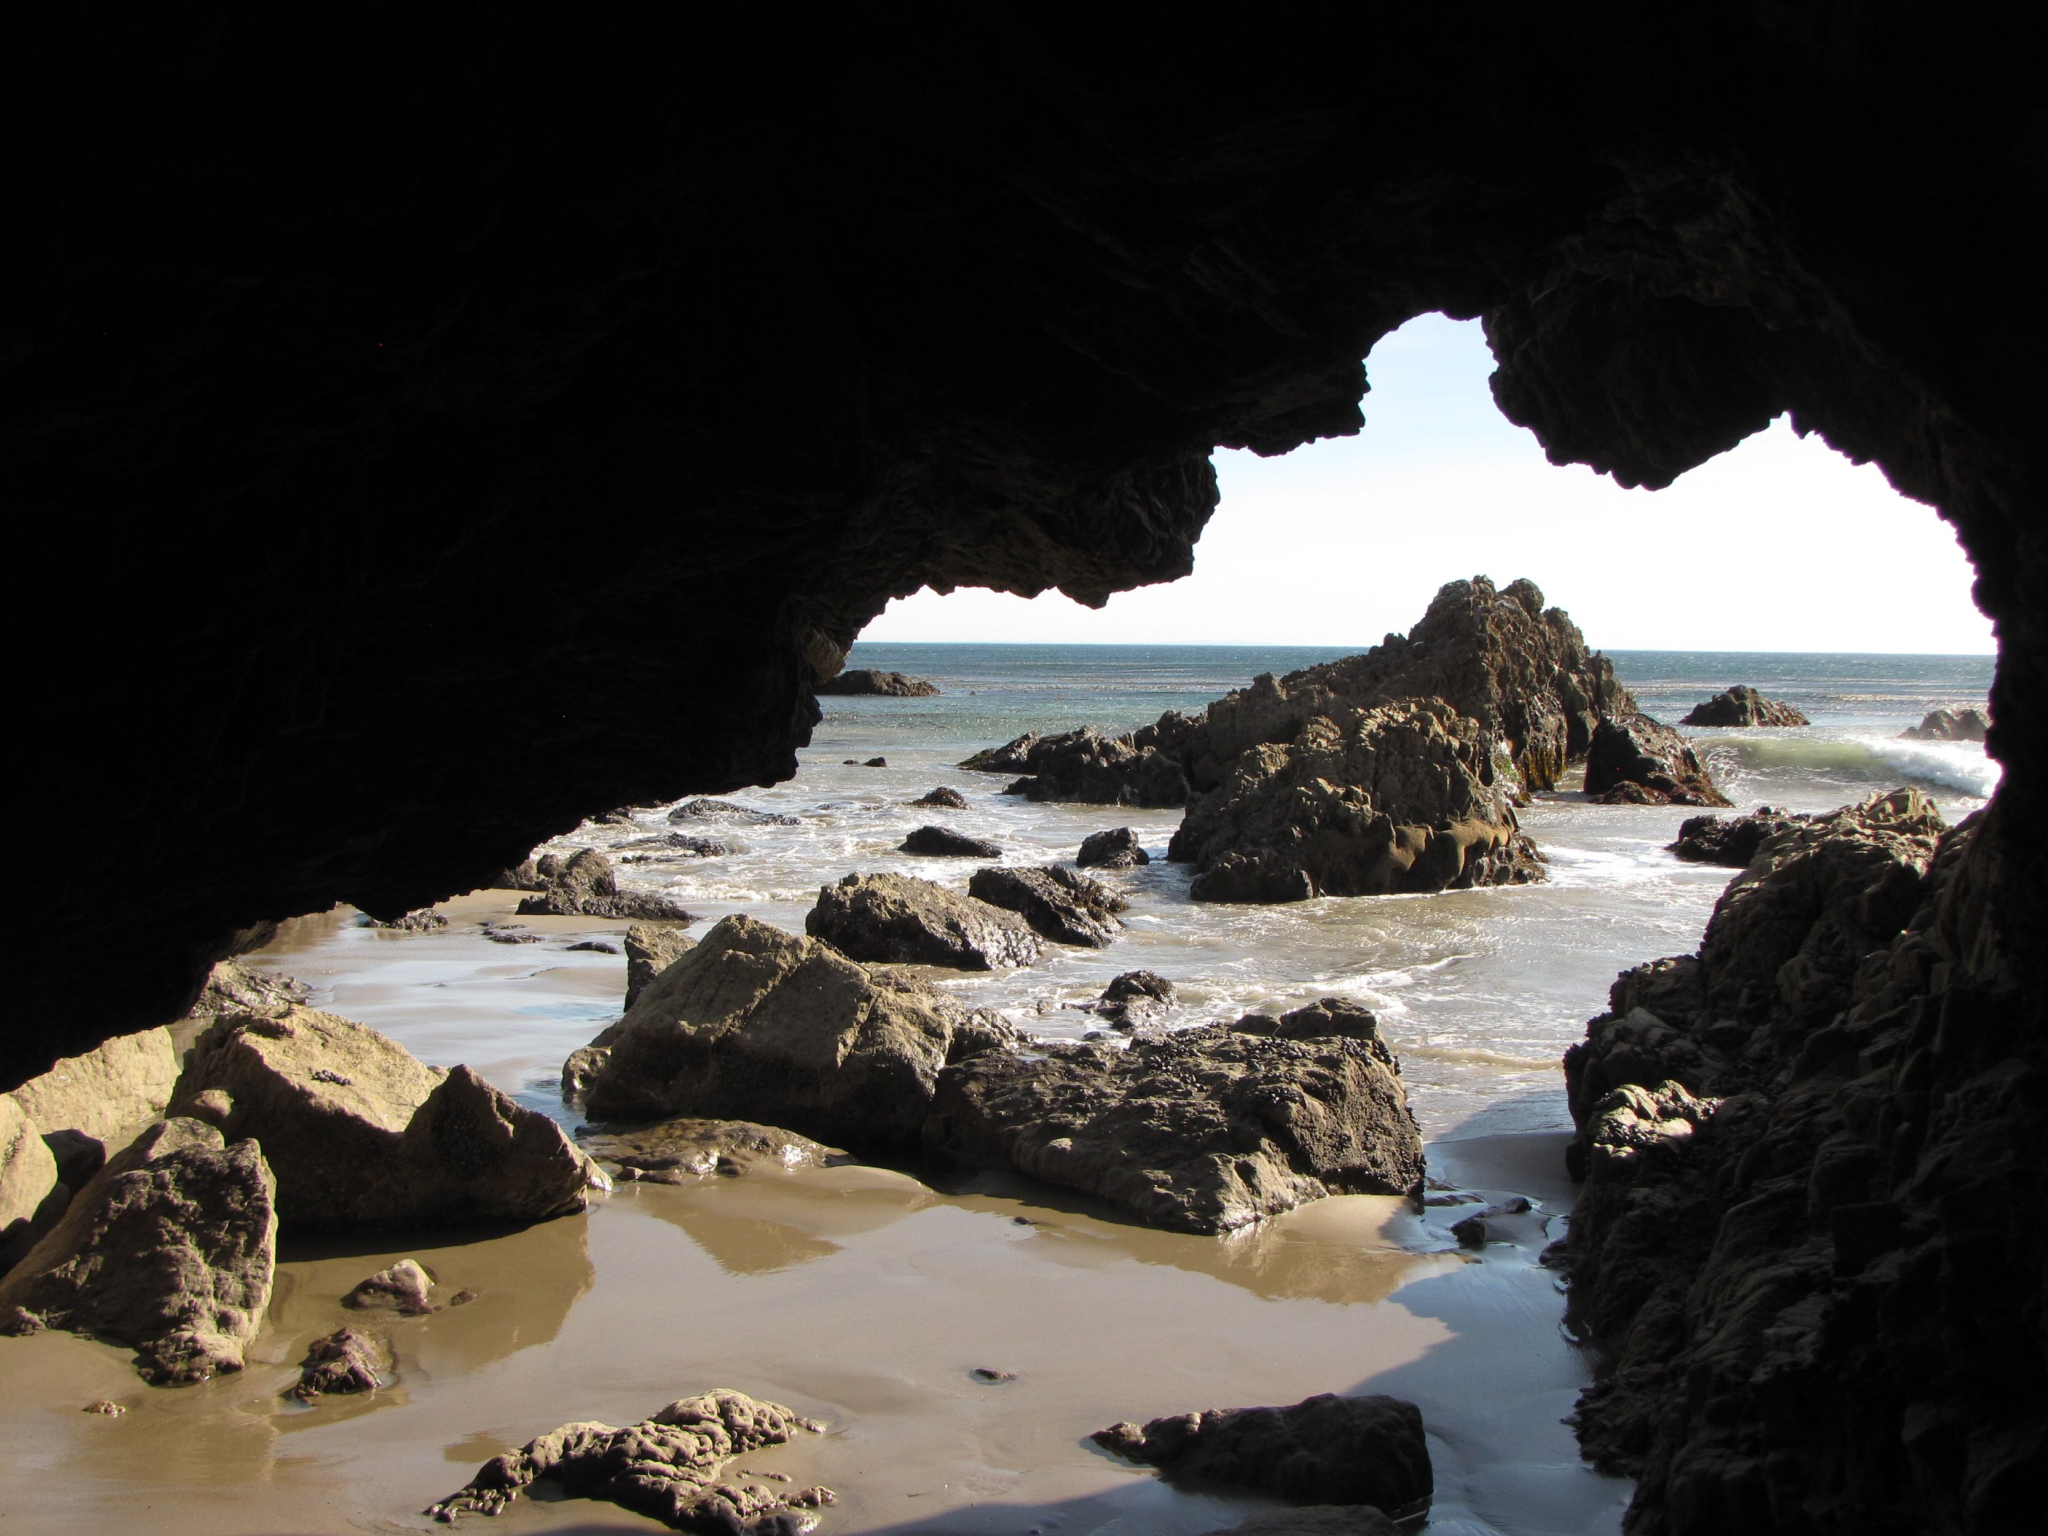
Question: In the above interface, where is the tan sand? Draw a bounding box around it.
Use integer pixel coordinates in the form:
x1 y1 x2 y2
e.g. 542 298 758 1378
0 897 1629 1536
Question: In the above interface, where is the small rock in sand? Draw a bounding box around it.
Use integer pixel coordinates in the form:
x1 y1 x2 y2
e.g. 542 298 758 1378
971 1367 1017 1383
82 1399 126 1416
343 1257 436 1314
288 1326 391 1401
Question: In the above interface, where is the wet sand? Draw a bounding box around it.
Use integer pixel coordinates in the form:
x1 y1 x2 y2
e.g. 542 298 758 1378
0 898 1629 1536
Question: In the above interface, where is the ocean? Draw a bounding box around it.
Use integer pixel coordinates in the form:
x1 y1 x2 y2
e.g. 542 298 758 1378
493 644 1996 1141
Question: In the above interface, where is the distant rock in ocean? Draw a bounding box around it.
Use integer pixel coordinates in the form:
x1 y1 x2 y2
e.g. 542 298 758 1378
816 668 939 697
1900 705 1989 741
1680 685 1810 727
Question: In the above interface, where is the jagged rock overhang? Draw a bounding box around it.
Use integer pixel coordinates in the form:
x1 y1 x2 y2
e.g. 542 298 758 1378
8 11 2040 1085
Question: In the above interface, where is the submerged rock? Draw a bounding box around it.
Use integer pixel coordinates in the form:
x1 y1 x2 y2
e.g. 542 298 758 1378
1092 1392 1431 1517
1899 705 1989 741
667 798 801 827
1667 806 1803 866
343 1257 436 1314
815 667 939 696
924 1014 1423 1233
427 1389 829 1529
288 1326 390 1401
1583 712 1730 806
1170 698 1542 902
513 848 693 921
582 915 1021 1151
0 1118 277 1384
579 1118 846 1182
899 824 1002 858
1679 685 1810 727
805 872 1042 970
1076 827 1150 868
911 785 969 808
966 865 1126 947
618 831 733 858
170 1006 604 1230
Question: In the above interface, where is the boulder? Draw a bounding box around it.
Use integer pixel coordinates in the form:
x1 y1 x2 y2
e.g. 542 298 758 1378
625 922 697 1010
666 798 800 827
1169 699 1542 903
0 1117 277 1384
984 726 1192 807
617 831 733 858
578 1118 846 1182
170 1006 604 1230
1583 712 1730 806
911 786 969 808
1667 806 1803 866
288 1326 390 1401
8 1026 180 1144
924 1017 1423 1233
344 1257 436 1313
815 667 939 696
1679 685 1810 727
1076 827 1150 868
1092 1393 1431 1517
967 865 1126 946
900 824 1003 858
1899 705 1990 741
582 915 1022 1151
1089 971 1176 1030
427 1390 830 1530
805 872 1043 970
514 848 693 921
1 1095 59 1272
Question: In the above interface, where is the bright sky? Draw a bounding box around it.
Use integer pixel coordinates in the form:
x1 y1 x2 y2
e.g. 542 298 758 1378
861 314 1993 653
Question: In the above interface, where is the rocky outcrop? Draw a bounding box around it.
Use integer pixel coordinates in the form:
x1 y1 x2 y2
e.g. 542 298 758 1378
582 915 1021 1150
1668 807 1802 866
1 1096 60 1272
7 1027 180 1145
666 799 799 827
805 873 1043 970
578 1118 846 1182
427 1389 831 1529
512 849 693 921
964 726 1192 807
911 786 968 808
1087 971 1177 1031
899 824 1002 858
1554 789 2039 1533
966 865 1126 947
1077 827 1149 868
181 960 310 1033
618 832 732 859
815 667 939 696
1169 699 1542 902
0 1117 276 1384
1900 706 1990 741
171 1006 603 1230
1680 686 1809 727
1584 712 1730 806
1092 1393 1431 1518
626 922 697 1010
369 909 449 931
924 1008 1423 1233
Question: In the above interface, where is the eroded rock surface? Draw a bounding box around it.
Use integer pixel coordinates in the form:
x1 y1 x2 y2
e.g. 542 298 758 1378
1169 699 1542 902
911 786 968 809
805 873 1042 970
1093 1392 1431 1517
513 849 693 921
0 1118 276 1384
627 923 698 1010
1089 971 1177 1031
1555 788 2035 1532
0 1096 60 1272
1668 807 1803 867
171 1006 603 1229
924 1013 1422 1233
1584 713 1730 806
583 915 1020 1150
966 865 1126 947
815 668 938 697
668 800 799 828
7 1027 180 1150
1077 827 1149 868
1900 706 1990 741
1679 686 1810 728
900 825 1002 859
428 1389 830 1530
344 1257 436 1313
289 1326 390 1400
579 1119 846 1182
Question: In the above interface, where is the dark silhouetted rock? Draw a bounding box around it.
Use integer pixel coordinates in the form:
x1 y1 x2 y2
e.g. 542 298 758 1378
344 1257 436 1314
578 1118 846 1183
1584 713 1730 806
1076 827 1150 868
924 1019 1422 1233
667 799 799 827
865 757 888 767
806 873 1042 970
1171 699 1543 902
1667 807 1803 866
1092 1392 1431 1517
583 915 1022 1150
0 1118 276 1384
1680 685 1810 727
900 824 1003 858
170 1006 605 1230
565 939 618 954
968 726 1192 807
624 922 697 1010
967 865 1126 946
428 1390 830 1528
911 786 969 809
514 848 693 921
1090 971 1176 1030
1900 705 1990 741
288 1327 390 1400
816 668 939 696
